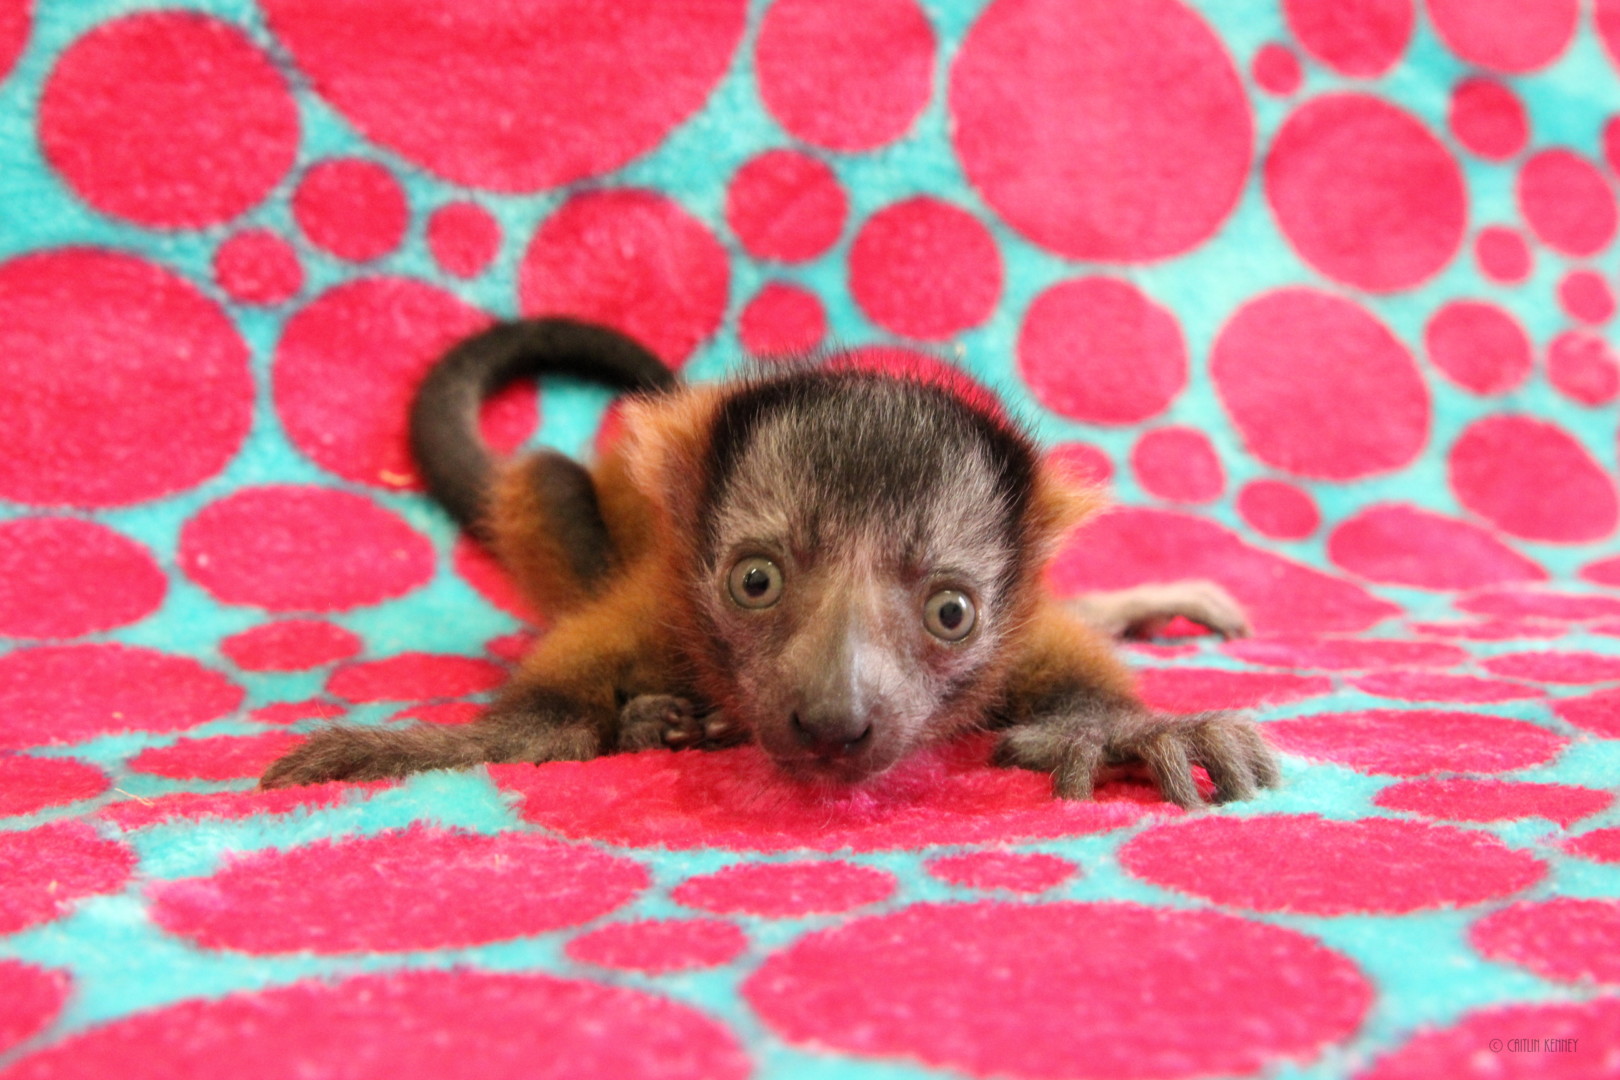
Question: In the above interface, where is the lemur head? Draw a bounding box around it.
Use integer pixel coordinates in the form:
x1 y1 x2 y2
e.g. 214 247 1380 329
626 366 1099 784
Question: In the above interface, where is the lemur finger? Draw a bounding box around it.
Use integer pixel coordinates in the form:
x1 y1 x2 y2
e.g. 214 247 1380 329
1050 738 1106 801
1177 712 1262 804
1231 719 1283 789
1137 728 1203 809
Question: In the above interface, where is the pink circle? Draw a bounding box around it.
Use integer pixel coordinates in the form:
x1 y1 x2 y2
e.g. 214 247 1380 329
1583 555 1620 587
1473 225 1531 283
0 822 134 933
130 732 306 781
1359 997 1620 1080
1450 416 1617 542
1349 671 1541 704
180 486 436 611
1565 828 1620 864
1472 899 1620 984
0 756 109 818
566 919 747 974
1447 77 1527 160
1518 150 1617 257
1265 709 1566 775
1458 589 1620 621
746 901 1369 1079
849 197 1002 340
1225 635 1466 670
152 827 648 953
1422 299 1531 395
1326 504 1546 589
1046 443 1114 485
756 0 934 151
1237 480 1320 540
1267 95 1465 291
1556 688 1620 737
674 861 895 917
1376 778 1609 827
1123 814 1544 914
0 969 749 1080
0 0 28 85
952 0 1249 261
1483 650 1620 683
274 278 522 490
426 202 501 279
40 12 297 227
1213 289 1429 478
327 654 506 703
739 283 828 357
293 158 408 262
1130 427 1223 504
520 190 727 366
0 518 164 639
452 536 539 622
0 645 242 752
726 150 847 262
1137 668 1331 713
493 737 1169 852
220 620 362 672
213 229 302 306
829 346 1008 420
1558 272 1615 324
1284 0 1413 76
925 852 1077 893
100 783 380 831
1251 43 1301 95
1426 0 1577 73
1019 278 1187 424
0 250 253 507
0 962 68 1057
1547 329 1620 405
263 0 745 192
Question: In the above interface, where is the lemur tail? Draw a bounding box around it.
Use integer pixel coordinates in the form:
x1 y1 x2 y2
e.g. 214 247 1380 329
409 317 678 539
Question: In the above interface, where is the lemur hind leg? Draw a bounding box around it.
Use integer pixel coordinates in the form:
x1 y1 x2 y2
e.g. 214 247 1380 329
1071 580 1251 640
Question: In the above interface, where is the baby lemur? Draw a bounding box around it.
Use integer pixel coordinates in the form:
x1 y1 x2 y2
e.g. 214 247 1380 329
261 319 1278 807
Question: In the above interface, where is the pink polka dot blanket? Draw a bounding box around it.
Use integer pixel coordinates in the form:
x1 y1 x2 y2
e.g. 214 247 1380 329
2 0 1619 1077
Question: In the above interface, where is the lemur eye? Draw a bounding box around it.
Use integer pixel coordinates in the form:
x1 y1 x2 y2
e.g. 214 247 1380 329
727 557 783 608
924 589 976 641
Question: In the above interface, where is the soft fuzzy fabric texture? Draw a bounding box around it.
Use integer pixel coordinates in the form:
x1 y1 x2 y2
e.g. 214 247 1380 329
3 0 1620 1077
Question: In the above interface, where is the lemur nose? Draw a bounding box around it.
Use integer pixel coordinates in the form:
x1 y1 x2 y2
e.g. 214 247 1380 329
790 710 873 757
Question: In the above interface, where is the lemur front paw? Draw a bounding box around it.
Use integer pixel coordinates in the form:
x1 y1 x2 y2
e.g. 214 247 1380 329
616 695 744 752
994 707 1280 808
1074 580 1252 640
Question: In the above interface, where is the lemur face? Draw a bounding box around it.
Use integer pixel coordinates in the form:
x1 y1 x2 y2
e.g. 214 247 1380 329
692 373 1041 783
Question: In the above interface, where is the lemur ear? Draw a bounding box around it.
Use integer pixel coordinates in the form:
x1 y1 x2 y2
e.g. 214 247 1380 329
1028 464 1108 559
618 387 726 529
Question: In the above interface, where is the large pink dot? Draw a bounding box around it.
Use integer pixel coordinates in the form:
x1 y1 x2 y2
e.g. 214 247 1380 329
0 0 28 85
1213 289 1430 478
1137 668 1331 714
1376 778 1610 827
952 0 1249 261
566 919 747 974
274 278 521 490
1473 225 1531 284
220 620 362 672
327 654 506 702
849 198 1002 341
130 733 307 782
925 851 1077 893
519 190 727 366
746 901 1370 1079
0 962 68 1057
213 229 302 306
0 756 109 818
152 827 648 953
1447 77 1527 159
1459 589 1620 621
1349 671 1541 704
1359 997 1620 1079
1284 0 1413 76
179 486 436 611
1327 504 1546 589
426 202 501 279
1449 416 1618 542
0 822 134 933
99 783 380 831
738 283 828 357
1548 329 1620 405
0 250 253 507
1483 650 1620 684
1237 480 1320 540
1555 688 1620 737
1472 899 1620 984
726 150 847 262
293 158 408 262
1265 709 1566 775
1130 427 1223 503
1267 95 1465 291
1426 0 1577 73
263 0 744 192
0 969 749 1080
1518 150 1617 257
0 518 165 638
756 0 934 151
40 12 297 227
1422 299 1531 395
674 861 895 917
1123 814 1544 914
0 645 242 752
1019 277 1187 425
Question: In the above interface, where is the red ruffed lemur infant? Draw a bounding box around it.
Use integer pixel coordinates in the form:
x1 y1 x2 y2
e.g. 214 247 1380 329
262 319 1278 807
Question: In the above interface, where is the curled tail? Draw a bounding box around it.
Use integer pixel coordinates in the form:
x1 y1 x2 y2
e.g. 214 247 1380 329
409 317 678 541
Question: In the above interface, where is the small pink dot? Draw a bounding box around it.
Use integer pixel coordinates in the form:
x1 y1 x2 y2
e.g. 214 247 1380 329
1473 226 1532 283
214 229 303 306
1131 427 1224 503
426 202 500 279
1251 43 1301 95
738 283 827 357
294 158 409 262
1557 270 1614 323
1547 331 1620 406
1237 479 1320 539
1448 77 1527 160
726 149 847 263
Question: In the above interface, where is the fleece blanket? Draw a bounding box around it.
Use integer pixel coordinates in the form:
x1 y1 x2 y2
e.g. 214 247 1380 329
3 0 1620 1076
